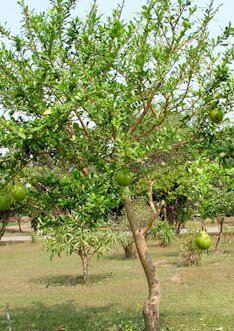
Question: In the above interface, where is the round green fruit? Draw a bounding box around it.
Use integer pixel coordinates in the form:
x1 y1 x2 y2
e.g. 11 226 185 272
195 231 211 250
11 184 28 202
209 108 223 124
183 20 191 28
115 169 131 187
0 195 12 211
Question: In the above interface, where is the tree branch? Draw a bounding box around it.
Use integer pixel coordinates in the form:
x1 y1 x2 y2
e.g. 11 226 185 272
134 96 169 141
141 181 164 236
73 109 90 138
66 124 89 176
128 82 162 135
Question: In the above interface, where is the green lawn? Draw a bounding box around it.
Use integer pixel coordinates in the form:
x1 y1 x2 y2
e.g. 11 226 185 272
0 237 233 331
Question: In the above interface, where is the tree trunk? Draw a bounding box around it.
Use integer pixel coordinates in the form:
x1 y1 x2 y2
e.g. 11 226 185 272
82 255 89 284
215 217 224 252
162 204 167 222
122 242 137 259
176 221 182 235
124 192 160 331
0 213 8 241
18 220 23 232
77 251 89 284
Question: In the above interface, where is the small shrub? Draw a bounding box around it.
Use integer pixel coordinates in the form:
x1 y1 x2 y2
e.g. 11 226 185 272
31 231 38 243
150 220 175 246
179 231 203 266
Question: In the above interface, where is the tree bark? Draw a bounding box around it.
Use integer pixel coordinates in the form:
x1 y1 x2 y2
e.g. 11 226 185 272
18 219 23 232
77 250 89 284
122 242 137 259
215 217 224 252
0 213 8 241
176 221 182 235
162 203 167 222
124 190 160 331
81 254 89 284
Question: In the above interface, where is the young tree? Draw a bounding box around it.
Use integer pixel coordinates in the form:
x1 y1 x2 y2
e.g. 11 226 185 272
25 165 122 283
41 212 119 284
0 1 233 329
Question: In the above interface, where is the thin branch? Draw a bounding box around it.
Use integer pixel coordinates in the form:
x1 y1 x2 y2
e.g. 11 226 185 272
18 0 38 54
141 181 165 236
65 124 89 176
128 81 162 135
134 96 169 141
73 109 90 138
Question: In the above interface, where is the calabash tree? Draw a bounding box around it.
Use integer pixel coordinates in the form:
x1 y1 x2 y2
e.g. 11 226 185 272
0 0 233 329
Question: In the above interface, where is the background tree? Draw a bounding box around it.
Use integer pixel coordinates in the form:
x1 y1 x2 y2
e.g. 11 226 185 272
137 152 195 234
25 164 122 282
196 164 234 252
0 180 29 240
41 212 120 284
0 0 233 329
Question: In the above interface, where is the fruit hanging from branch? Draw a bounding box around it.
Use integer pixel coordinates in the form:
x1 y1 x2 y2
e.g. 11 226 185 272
195 230 211 250
11 184 28 202
0 194 12 211
115 168 132 187
209 108 224 124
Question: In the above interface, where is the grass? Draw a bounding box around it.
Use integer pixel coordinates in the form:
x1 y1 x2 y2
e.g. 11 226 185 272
0 236 233 331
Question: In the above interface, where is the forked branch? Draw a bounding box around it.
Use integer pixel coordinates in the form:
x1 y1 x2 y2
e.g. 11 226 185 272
141 181 165 235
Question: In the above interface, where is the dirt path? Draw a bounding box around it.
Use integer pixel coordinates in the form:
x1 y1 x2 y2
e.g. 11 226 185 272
180 226 220 234
1 236 32 242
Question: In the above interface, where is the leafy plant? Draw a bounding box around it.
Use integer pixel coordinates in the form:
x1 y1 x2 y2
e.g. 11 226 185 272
179 231 204 266
116 320 144 331
150 220 175 246
41 211 120 284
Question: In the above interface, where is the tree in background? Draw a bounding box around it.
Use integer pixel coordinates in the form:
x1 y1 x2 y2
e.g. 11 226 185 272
139 151 195 234
0 0 233 329
196 163 234 252
41 212 120 284
24 165 122 283
0 181 28 240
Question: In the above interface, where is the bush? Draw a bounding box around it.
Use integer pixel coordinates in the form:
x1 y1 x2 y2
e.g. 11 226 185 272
150 220 175 246
179 231 203 266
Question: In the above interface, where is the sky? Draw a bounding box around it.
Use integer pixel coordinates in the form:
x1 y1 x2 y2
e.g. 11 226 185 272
0 0 233 37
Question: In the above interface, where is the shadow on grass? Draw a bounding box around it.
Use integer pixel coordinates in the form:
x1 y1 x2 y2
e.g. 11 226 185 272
0 301 144 331
31 273 114 287
1 301 230 331
157 250 178 258
104 253 132 261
